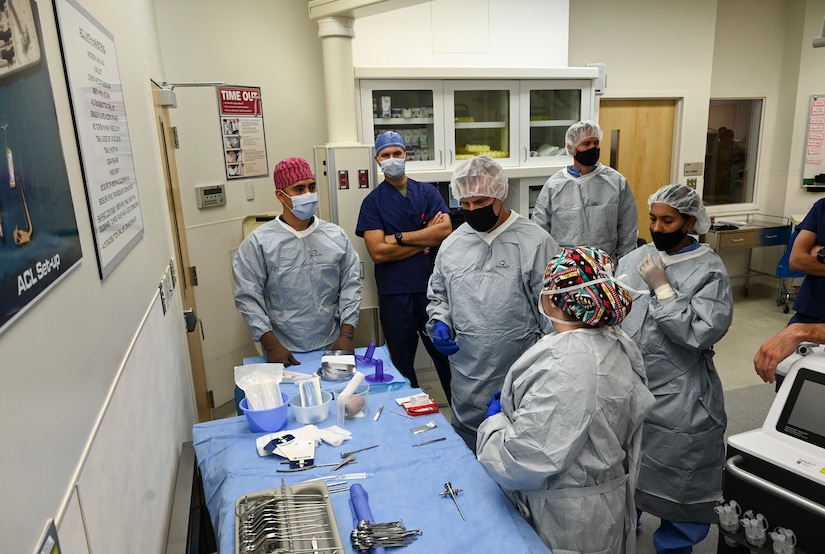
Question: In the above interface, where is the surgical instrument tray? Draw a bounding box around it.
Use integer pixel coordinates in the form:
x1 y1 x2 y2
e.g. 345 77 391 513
235 480 344 553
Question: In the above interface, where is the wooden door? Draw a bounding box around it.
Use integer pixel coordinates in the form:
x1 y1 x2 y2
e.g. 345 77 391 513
152 83 211 422
598 99 676 243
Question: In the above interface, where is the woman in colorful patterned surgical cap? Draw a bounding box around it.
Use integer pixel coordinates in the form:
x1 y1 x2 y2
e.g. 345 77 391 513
617 183 733 554
477 247 655 554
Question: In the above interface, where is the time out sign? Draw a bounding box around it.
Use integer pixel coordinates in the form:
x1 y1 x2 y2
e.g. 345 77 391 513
217 85 269 180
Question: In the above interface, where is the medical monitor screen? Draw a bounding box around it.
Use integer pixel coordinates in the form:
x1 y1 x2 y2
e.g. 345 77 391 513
776 367 825 450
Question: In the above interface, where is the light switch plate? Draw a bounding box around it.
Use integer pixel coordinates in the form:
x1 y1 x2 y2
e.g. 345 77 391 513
245 181 255 200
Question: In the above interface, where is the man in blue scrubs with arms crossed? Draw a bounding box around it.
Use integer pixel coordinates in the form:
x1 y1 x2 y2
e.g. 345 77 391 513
356 132 454 399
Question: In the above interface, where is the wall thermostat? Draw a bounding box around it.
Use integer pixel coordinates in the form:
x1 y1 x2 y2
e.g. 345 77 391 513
195 184 226 208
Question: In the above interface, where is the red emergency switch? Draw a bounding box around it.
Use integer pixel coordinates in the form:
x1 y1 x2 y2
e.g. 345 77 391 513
358 169 369 189
338 170 349 190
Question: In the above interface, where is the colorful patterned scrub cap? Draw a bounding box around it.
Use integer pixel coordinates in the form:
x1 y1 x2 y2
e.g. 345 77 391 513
542 246 632 327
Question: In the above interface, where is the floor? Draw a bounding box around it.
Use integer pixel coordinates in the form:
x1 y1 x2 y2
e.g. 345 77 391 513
215 284 793 553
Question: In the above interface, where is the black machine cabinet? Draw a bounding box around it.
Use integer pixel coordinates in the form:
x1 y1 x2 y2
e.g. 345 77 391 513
718 445 825 553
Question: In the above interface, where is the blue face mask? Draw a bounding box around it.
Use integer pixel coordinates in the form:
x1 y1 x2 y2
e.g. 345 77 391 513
380 157 406 179
284 191 319 220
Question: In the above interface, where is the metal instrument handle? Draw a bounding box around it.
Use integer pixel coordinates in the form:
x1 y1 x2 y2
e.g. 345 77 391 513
725 454 825 518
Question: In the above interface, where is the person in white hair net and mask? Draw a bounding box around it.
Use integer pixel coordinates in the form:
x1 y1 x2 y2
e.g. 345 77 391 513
532 120 638 260
617 183 732 554
426 155 559 451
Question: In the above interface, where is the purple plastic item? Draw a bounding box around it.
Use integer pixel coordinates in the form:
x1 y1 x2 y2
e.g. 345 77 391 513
365 359 393 383
349 484 386 554
356 342 377 365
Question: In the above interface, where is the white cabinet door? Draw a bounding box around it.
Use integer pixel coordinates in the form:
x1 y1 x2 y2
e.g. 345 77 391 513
358 80 446 171
519 80 594 167
444 80 520 168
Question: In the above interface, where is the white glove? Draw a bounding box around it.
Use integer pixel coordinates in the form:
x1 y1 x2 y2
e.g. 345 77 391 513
638 254 675 304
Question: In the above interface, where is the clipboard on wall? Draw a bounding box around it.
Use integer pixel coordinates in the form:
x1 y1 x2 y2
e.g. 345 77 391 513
802 94 825 191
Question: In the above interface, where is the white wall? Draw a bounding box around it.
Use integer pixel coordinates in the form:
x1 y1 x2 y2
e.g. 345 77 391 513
785 1 825 216
0 0 194 552
153 0 330 407
569 0 718 188
352 0 570 68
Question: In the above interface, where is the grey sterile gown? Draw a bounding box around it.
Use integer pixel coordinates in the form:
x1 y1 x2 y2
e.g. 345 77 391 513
617 242 733 522
232 216 362 352
477 327 655 554
426 212 559 449
531 164 638 260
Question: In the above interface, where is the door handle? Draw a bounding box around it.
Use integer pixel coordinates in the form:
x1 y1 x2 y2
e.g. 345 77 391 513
610 129 620 170
184 308 205 339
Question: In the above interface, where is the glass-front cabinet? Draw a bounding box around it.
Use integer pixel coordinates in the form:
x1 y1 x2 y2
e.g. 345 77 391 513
444 81 519 167
520 80 592 166
358 76 594 173
360 80 445 171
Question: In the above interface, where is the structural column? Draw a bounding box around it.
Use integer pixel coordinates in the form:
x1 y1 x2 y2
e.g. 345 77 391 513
317 16 359 145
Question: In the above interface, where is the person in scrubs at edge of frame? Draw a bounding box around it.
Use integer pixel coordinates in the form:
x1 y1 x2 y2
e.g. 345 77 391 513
426 155 559 451
477 246 655 554
232 156 362 376
531 120 638 261
617 183 733 554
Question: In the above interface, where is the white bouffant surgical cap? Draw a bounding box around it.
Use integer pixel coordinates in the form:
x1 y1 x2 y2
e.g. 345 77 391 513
648 183 712 235
565 120 603 155
450 155 509 200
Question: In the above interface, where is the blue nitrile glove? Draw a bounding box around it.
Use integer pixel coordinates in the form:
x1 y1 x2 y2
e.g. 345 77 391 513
486 391 502 418
432 321 460 355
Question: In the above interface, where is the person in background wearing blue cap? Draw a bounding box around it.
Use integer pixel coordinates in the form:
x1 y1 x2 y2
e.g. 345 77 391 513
532 120 638 261
356 132 454 398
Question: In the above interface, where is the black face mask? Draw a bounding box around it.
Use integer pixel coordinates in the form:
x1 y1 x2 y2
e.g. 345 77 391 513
574 147 600 167
464 202 500 232
651 228 688 251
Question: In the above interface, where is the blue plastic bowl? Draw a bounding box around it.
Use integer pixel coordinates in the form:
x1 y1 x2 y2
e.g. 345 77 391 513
239 392 289 433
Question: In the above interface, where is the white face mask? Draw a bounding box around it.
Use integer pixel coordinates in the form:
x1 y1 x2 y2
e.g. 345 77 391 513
380 157 406 179
283 191 319 220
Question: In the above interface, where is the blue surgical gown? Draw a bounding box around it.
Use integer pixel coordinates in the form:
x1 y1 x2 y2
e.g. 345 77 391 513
427 213 559 447
232 217 362 352
532 164 638 260
617 243 732 523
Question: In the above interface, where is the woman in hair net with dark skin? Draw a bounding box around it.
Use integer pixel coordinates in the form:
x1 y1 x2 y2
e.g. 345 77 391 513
477 246 655 554
617 183 733 554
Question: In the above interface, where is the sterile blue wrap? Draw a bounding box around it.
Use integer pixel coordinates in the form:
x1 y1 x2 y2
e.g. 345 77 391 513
193 389 552 553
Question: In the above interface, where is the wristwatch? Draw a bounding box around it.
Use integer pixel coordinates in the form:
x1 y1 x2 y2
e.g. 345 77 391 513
394 232 404 245
817 246 825 264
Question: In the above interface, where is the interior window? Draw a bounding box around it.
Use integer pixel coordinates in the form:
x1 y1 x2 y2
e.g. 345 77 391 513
703 99 763 206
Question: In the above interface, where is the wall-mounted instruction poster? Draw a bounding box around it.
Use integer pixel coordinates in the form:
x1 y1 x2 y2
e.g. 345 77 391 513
217 85 269 180
55 0 144 279
803 95 825 187
0 0 82 336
